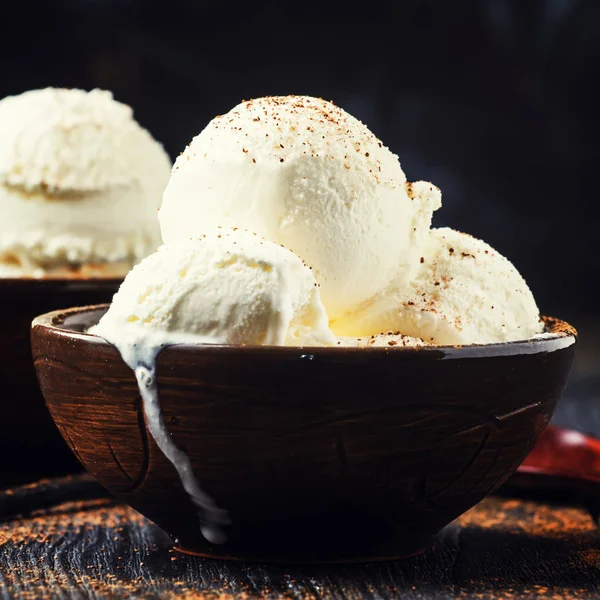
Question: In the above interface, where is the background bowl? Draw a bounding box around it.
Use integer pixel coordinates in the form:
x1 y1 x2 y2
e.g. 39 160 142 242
0 279 120 485
32 305 576 563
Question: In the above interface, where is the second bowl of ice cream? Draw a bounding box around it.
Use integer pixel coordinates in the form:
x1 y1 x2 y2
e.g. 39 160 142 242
0 87 171 483
32 95 576 561
0 87 170 278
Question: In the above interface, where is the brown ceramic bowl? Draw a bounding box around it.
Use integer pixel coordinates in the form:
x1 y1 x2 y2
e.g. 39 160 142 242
32 305 576 563
0 279 120 485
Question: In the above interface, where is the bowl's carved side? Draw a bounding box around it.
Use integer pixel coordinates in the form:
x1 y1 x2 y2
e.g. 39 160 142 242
389 399 546 530
33 353 153 495
105 395 151 493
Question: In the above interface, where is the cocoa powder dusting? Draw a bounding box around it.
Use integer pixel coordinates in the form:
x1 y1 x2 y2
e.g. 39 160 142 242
0 495 597 598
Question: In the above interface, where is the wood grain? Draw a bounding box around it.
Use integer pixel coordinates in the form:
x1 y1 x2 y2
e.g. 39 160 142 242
0 494 598 599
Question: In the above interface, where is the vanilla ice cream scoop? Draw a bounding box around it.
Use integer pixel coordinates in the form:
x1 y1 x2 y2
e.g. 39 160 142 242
332 227 543 345
0 88 171 277
159 95 441 320
91 229 335 358
90 230 335 542
90 228 338 547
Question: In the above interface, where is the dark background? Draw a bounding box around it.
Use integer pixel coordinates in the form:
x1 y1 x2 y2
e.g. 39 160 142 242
1 0 598 354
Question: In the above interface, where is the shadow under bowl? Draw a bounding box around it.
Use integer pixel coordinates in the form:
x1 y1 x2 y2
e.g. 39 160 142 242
0 278 120 485
32 305 576 563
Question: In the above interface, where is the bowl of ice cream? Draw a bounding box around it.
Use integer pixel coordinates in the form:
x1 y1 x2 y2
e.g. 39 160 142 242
31 95 577 561
32 305 575 562
0 87 171 483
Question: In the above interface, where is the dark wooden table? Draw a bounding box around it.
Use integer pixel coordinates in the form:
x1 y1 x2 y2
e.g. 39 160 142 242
1 373 599 599
0 491 599 599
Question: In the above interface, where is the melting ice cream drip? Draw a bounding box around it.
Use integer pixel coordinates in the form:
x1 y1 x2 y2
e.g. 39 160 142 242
88 324 231 545
135 364 230 544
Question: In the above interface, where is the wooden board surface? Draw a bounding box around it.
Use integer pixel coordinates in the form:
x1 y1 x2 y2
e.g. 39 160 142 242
0 491 598 599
